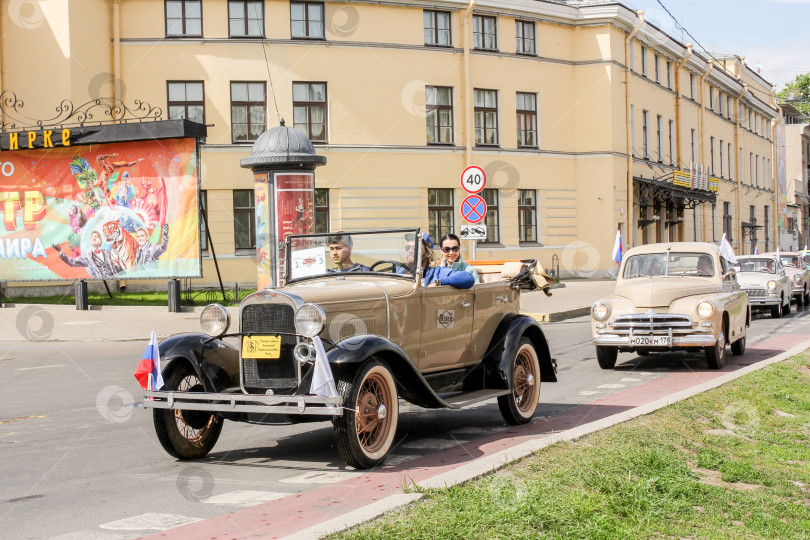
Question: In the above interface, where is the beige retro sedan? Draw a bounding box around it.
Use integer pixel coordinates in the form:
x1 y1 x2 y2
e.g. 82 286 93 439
591 242 750 370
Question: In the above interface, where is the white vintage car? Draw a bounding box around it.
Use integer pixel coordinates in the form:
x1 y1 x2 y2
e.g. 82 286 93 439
762 252 810 308
735 255 793 318
591 242 750 370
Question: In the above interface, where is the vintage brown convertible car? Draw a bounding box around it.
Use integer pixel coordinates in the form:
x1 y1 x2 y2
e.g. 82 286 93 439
144 229 557 468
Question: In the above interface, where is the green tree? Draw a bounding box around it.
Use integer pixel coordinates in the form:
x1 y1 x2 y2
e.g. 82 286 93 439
777 73 810 116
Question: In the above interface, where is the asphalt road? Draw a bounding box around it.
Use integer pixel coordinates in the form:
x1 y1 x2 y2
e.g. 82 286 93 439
1 306 809 539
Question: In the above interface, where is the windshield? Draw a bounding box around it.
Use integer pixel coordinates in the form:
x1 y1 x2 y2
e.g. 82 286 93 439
737 258 776 274
285 229 421 282
622 252 715 279
779 255 799 268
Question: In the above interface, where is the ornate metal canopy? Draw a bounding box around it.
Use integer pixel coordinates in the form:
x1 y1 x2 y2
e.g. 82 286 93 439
634 175 716 211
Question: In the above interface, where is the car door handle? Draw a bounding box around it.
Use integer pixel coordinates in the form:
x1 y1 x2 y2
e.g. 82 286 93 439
461 301 471 307
496 295 508 303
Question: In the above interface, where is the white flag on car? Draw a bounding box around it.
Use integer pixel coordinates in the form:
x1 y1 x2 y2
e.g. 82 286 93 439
719 233 738 264
310 336 338 398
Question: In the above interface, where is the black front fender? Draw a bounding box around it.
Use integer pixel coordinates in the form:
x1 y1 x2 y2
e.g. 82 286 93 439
158 333 240 393
324 334 448 409
484 314 557 388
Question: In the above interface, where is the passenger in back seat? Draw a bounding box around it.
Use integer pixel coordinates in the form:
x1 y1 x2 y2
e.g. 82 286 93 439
439 233 480 284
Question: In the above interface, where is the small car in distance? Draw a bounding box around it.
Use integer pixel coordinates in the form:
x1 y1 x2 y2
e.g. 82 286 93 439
762 251 810 308
591 242 750 370
735 255 792 318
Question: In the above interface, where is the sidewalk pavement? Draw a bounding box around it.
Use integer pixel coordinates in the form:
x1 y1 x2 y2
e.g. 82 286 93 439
0 279 616 342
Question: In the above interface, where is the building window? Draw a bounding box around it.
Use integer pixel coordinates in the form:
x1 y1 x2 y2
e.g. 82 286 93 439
690 73 696 100
719 140 725 177
728 143 733 179
668 119 674 165
479 189 499 244
691 129 696 164
515 20 535 55
428 188 454 241
293 82 327 142
291 1 324 39
654 54 660 83
473 15 497 51
630 105 635 156
719 91 725 116
640 44 647 77
229 0 263 37
667 60 673 89
723 202 733 242
474 89 498 146
764 206 770 251
199 189 208 252
518 189 537 243
656 114 662 162
167 81 205 123
314 188 329 233
711 203 717 242
233 189 255 250
709 86 714 109
516 92 537 148
426 86 454 144
166 0 201 37
424 10 451 46
710 136 716 175
230 82 266 142
750 152 754 185
642 109 649 159
727 96 732 120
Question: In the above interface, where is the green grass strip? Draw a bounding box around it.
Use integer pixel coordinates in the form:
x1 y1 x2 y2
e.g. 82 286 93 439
335 354 810 539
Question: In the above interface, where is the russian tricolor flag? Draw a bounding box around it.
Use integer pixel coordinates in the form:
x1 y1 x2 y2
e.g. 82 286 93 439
134 331 164 391
611 229 623 263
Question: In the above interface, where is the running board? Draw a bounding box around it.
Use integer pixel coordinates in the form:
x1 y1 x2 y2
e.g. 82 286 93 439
442 389 511 409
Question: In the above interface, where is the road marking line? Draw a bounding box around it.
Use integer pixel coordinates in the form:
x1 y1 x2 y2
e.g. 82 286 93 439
579 391 600 396
99 513 202 531
382 454 421 467
401 438 469 450
16 365 65 371
280 471 360 484
203 490 287 507
597 383 626 389
620 378 642 382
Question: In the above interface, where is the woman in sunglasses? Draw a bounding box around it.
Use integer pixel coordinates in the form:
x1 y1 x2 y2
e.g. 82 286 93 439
439 233 480 284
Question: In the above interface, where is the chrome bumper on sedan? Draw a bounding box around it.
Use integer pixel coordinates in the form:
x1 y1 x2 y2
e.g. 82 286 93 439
792 286 804 295
747 296 781 306
594 312 716 348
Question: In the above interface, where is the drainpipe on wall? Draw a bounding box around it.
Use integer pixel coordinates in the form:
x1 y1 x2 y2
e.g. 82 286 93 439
625 10 644 249
735 84 749 249
113 0 122 104
771 88 782 249
675 44 693 170
699 62 713 241
463 0 476 259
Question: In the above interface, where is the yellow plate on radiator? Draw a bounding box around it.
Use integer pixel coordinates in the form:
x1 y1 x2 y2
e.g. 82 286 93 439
242 335 281 359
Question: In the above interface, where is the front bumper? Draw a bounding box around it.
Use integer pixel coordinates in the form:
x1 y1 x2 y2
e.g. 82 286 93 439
593 334 716 347
143 390 343 416
792 286 805 296
748 296 781 306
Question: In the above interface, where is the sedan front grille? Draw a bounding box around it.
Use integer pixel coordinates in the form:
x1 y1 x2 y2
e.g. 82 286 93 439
610 313 695 335
743 288 767 297
240 304 297 392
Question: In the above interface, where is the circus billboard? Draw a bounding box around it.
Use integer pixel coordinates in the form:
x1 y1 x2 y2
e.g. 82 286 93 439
0 137 201 281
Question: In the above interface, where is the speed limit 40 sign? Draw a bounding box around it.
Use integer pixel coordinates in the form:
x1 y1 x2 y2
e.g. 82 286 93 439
461 165 486 194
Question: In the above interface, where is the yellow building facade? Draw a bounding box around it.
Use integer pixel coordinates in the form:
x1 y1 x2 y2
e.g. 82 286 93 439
0 0 780 289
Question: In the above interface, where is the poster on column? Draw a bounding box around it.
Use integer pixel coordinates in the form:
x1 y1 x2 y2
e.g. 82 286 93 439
275 172 314 284
0 138 201 281
254 173 271 290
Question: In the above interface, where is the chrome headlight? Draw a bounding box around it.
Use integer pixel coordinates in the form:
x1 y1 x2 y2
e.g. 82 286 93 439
696 300 714 319
592 301 610 321
767 280 777 291
295 303 325 337
793 274 802 284
200 304 230 337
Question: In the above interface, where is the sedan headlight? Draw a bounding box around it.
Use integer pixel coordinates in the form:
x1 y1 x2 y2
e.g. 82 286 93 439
697 300 714 319
200 304 230 337
793 275 802 284
592 301 610 321
767 280 777 291
295 303 326 337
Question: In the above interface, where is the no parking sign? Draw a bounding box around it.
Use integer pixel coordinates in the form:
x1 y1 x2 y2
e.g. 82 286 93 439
461 194 487 224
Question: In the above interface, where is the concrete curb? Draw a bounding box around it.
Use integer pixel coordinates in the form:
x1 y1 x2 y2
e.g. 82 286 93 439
316 338 810 538
0 302 216 313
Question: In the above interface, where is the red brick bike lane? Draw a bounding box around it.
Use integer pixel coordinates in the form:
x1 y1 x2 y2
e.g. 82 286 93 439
145 331 810 540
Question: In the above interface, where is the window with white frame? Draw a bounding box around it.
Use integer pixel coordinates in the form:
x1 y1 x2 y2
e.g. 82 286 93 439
691 129 696 164
668 119 674 165
516 92 538 148
166 0 202 37
424 10 451 46
656 115 662 162
472 14 497 51
515 20 535 55
642 110 649 159
690 73 696 100
654 53 660 83
518 189 537 243
710 137 715 175
667 60 673 89
228 0 263 37
640 44 648 76
719 140 725 177
290 1 324 39
474 89 498 146
426 86 454 144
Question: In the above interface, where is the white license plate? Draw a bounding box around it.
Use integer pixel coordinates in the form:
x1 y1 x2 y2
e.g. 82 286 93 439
629 336 671 347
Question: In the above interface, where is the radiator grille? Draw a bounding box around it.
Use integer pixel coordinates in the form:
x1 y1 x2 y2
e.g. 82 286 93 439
240 303 297 391
743 288 767 298
610 313 694 335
